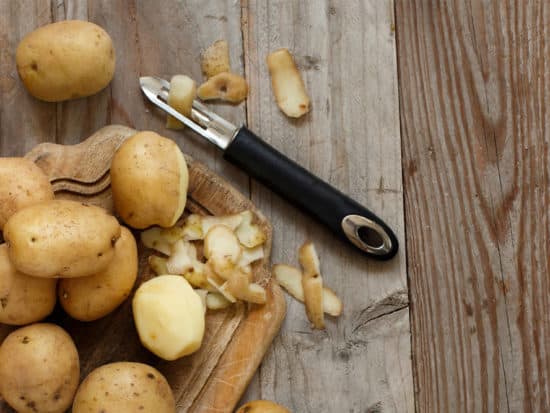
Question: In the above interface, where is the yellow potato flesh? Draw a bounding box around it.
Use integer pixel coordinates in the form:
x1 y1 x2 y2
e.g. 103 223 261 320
133 275 205 360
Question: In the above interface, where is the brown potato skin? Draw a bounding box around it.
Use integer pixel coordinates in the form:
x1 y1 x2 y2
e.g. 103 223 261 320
110 131 188 229
3 199 121 278
0 244 57 325
16 20 115 102
236 400 292 413
72 362 175 413
0 158 54 229
0 323 80 413
59 226 138 321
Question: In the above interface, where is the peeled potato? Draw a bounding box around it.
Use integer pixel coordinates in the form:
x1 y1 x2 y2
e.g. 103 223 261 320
267 48 310 118
236 400 291 413
0 158 54 230
58 226 138 321
133 275 205 360
166 74 197 130
72 362 175 413
201 39 230 78
0 244 57 325
110 131 189 229
197 72 248 103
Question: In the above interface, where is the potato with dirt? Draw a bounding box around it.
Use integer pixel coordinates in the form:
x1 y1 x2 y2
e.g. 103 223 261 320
0 323 80 413
72 362 175 413
3 199 121 278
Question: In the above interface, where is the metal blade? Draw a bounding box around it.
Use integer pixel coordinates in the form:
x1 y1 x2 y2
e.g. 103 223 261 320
139 76 237 150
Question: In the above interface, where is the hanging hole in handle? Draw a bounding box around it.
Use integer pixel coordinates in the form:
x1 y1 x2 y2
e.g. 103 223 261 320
341 214 393 255
357 226 384 249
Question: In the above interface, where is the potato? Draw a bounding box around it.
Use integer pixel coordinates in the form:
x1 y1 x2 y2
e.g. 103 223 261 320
133 275 205 360
3 200 121 278
201 39 230 79
0 244 56 325
0 157 54 229
236 400 291 413
110 131 189 229
299 242 324 329
72 362 175 413
166 74 197 129
16 20 115 102
267 48 310 118
0 323 80 413
58 226 138 321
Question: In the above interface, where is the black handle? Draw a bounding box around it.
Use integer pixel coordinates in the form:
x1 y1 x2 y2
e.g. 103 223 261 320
224 127 399 260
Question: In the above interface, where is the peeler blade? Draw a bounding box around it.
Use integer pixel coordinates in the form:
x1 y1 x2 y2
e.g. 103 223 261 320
139 76 237 149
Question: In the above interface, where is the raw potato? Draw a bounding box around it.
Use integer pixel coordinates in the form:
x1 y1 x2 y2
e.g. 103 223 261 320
273 264 343 316
111 131 189 229
72 362 175 413
201 40 230 78
3 199 121 278
166 75 197 129
0 158 54 229
236 400 291 413
267 48 311 118
197 72 248 103
16 20 115 102
0 323 80 413
133 275 205 360
299 242 324 329
58 226 138 321
0 244 56 325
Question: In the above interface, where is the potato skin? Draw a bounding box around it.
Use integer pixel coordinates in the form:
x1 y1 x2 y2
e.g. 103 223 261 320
3 199 121 278
0 244 56 325
16 20 115 102
72 362 175 413
0 323 80 413
110 131 189 229
58 226 137 321
0 158 54 229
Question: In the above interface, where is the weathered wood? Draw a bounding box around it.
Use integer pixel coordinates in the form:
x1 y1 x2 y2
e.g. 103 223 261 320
242 1 412 411
0 125 285 413
396 0 550 411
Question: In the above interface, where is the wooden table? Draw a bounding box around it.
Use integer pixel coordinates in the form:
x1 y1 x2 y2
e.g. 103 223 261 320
0 1 547 412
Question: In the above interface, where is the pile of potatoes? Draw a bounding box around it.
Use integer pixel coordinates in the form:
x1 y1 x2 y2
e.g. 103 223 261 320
0 130 193 412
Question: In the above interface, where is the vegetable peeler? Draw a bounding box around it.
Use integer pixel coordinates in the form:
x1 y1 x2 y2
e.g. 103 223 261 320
139 76 399 261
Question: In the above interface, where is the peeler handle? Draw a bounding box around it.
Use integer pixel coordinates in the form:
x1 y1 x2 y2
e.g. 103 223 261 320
224 127 399 260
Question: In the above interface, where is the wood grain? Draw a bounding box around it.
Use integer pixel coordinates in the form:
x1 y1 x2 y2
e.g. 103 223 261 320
396 0 550 411
242 1 413 411
0 125 285 413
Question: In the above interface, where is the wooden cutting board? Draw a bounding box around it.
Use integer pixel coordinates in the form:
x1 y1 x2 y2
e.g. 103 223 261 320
0 125 286 413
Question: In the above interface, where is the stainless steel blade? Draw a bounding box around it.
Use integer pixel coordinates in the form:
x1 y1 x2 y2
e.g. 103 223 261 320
139 76 237 150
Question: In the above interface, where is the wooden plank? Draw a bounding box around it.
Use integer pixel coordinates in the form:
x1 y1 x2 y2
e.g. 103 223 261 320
242 1 413 411
396 0 550 411
0 0 55 155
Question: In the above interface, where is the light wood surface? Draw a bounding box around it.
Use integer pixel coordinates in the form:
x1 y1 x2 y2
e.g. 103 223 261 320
6 0 547 412
396 0 550 412
0 125 286 413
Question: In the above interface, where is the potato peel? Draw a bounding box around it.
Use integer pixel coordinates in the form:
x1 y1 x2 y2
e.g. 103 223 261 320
273 264 342 316
201 40 230 79
267 48 310 118
235 211 267 248
299 242 325 328
197 72 248 103
141 227 171 255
